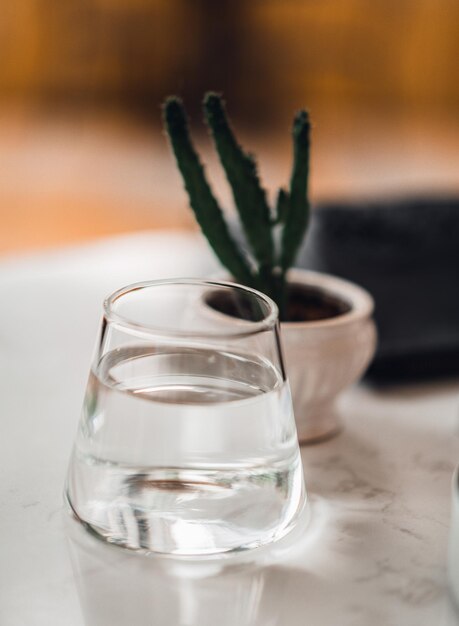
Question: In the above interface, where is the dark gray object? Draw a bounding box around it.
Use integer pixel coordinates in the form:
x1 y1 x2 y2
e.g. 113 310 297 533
298 197 459 381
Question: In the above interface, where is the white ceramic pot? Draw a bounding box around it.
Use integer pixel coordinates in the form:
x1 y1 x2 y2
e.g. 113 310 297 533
211 268 376 444
280 269 376 443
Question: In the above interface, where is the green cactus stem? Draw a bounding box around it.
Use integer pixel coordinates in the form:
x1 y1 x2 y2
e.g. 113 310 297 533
203 94 275 275
163 97 256 289
162 93 311 321
280 110 311 274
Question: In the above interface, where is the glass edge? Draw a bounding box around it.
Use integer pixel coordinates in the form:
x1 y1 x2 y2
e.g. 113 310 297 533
103 278 279 339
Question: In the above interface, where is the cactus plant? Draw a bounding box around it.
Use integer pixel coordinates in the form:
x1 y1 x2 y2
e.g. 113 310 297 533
162 92 310 320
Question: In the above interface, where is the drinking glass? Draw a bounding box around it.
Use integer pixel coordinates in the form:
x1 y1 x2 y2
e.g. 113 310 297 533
65 279 306 555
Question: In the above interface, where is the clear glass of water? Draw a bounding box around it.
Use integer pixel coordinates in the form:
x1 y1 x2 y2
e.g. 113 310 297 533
65 279 306 555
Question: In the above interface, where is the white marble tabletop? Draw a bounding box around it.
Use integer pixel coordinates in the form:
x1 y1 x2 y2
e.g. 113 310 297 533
1 232 459 626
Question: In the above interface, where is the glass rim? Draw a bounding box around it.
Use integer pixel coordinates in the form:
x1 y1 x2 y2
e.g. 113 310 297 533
104 278 279 339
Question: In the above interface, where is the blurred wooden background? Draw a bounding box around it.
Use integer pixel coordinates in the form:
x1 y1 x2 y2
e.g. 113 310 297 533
0 0 458 253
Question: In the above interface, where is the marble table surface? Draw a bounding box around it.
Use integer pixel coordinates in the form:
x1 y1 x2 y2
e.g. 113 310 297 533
1 231 459 626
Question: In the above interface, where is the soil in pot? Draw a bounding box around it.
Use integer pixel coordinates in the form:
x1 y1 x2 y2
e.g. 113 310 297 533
206 283 351 323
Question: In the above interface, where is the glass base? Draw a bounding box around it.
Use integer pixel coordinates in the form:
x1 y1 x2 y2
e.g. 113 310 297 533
65 463 306 556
